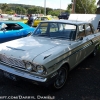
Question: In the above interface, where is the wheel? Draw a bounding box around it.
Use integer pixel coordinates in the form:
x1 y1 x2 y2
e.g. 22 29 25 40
53 66 68 90
92 47 98 57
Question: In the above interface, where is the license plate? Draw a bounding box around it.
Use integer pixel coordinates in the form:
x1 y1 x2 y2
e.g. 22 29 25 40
3 71 17 81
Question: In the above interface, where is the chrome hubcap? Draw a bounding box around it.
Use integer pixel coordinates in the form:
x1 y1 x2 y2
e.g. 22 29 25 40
55 68 66 88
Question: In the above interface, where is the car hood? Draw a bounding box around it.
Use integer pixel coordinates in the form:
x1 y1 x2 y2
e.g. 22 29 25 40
0 36 67 61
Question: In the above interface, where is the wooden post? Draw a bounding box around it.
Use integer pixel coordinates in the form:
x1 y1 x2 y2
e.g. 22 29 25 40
72 0 76 13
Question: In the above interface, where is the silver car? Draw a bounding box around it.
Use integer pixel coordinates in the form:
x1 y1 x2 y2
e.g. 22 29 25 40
0 20 100 90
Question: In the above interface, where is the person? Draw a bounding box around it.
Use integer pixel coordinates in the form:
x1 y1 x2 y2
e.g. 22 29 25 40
27 14 34 27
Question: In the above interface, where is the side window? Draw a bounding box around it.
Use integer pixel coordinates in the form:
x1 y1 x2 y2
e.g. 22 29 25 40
85 24 93 35
49 23 58 32
34 23 48 35
36 17 41 20
40 23 48 34
58 23 76 40
77 24 85 39
59 24 64 31
44 17 48 20
6 23 22 30
41 17 48 21
97 21 100 31
41 17 44 20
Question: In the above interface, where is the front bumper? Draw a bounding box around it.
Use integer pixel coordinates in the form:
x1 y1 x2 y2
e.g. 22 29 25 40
0 64 58 86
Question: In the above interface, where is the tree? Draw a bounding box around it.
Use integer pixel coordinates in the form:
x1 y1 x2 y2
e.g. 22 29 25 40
48 9 60 16
0 9 2 13
75 0 96 14
97 0 100 5
21 8 26 14
46 8 53 15
66 4 72 13
96 0 100 13
1 3 9 13
27 7 38 14
15 6 22 14
0 3 66 16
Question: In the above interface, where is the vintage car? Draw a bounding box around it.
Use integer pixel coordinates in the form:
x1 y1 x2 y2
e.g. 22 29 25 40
33 16 52 27
0 21 35 43
0 20 100 90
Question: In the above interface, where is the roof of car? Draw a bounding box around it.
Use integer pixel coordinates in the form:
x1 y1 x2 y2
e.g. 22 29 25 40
0 21 32 28
41 20 89 25
0 21 23 24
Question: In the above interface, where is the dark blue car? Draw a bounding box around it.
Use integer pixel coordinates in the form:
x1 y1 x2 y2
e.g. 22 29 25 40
0 21 35 43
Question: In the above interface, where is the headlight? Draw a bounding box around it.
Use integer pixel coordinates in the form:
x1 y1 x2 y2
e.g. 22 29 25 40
36 65 44 74
24 60 47 74
25 62 33 71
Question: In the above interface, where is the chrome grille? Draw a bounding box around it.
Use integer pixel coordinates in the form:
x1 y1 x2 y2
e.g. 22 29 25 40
0 54 25 68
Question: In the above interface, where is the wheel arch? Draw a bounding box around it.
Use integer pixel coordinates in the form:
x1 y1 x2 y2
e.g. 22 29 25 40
52 62 70 90
60 62 70 72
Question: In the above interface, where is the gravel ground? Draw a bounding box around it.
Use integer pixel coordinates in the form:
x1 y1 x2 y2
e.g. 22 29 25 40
0 50 100 100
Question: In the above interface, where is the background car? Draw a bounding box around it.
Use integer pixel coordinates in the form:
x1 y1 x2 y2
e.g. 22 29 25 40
33 16 52 27
58 12 70 19
0 21 35 43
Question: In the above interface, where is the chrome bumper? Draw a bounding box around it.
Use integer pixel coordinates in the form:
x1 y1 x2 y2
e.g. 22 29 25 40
0 64 47 82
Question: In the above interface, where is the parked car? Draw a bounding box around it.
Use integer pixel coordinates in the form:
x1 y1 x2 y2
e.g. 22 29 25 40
0 20 100 90
0 21 35 43
33 16 52 27
58 13 70 19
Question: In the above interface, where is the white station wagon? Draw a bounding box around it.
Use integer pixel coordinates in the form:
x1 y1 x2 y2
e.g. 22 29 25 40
0 20 100 89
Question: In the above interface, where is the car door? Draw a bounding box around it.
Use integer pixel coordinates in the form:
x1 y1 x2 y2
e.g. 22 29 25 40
73 24 87 65
7 23 25 37
0 29 21 41
0 23 23 42
34 17 41 26
60 23 86 68
84 24 95 57
0 29 17 43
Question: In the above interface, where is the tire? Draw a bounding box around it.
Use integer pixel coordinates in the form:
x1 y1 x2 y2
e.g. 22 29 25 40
53 66 68 90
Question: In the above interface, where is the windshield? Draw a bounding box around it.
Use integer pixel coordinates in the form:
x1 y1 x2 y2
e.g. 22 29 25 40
32 22 76 40
0 23 7 29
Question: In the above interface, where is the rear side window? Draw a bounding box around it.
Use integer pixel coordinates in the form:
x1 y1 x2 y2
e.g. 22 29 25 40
50 23 58 32
85 24 93 35
77 24 86 39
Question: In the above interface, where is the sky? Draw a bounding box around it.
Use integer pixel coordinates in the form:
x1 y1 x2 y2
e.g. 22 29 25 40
0 0 99 10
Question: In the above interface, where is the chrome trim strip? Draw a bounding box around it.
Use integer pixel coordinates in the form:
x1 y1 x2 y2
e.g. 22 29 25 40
0 64 47 82
49 40 93 69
